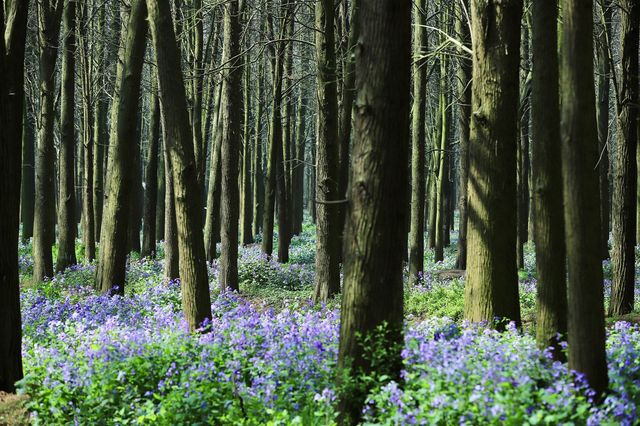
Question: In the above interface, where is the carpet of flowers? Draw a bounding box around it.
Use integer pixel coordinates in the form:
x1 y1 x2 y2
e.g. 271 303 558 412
13 235 640 425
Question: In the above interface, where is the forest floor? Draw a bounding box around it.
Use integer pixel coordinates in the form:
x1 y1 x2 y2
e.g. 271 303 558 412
5 223 640 425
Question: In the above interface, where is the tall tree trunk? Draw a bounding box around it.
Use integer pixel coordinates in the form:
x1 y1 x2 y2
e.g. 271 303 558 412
147 0 213 330
252 61 265 237
203 82 223 262
0 0 29 393
293 85 307 234
313 0 341 302
434 48 448 263
128 120 143 253
463 0 522 327
408 0 427 285
240 40 253 245
163 141 179 279
219 0 243 291
95 0 148 295
609 0 638 317
531 0 567 359
517 21 531 270
337 0 410 420
455 0 471 269
142 84 160 258
56 0 78 272
21 106 35 243
156 134 165 240
560 0 608 396
33 0 64 282
596 0 612 259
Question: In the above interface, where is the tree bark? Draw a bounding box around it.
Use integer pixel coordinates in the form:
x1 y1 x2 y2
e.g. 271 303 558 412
609 0 638 317
531 0 567 358
313 0 341 302
463 0 522 327
95 0 148 295
142 83 160 258
337 0 410 421
560 0 608 396
148 0 213 330
252 61 265 237
20 106 35 243
240 38 253 246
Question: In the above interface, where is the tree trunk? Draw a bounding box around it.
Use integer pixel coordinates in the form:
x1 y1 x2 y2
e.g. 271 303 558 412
463 0 522 327
20 106 35 243
203 82 223 262
33 0 64 282
408 0 427 284
313 0 341 302
56 0 78 272
95 0 148 295
0 0 29 393
128 120 143 253
455 0 471 270
609 0 638 317
560 0 608 396
531 0 567 359
240 39 253 246
142 84 160 258
219 0 243 291
252 61 265 237
337 0 410 421
596 0 611 259
293 85 307 234
163 141 179 279
156 134 165 240
148 0 212 330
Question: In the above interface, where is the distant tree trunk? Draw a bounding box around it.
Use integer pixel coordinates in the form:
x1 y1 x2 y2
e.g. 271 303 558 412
455 0 471 270
517 22 531 270
33 0 64 282
240 42 253 246
609 0 638 317
147 0 213 330
531 0 567 358
293 85 307 234
0 0 29 393
560 0 608 396
463 0 522 327
203 83 223 261
56 0 78 272
21 106 35 243
434 48 448 263
596 0 611 259
219 0 243 291
252 62 265 237
408 0 427 285
142 84 160 258
128 121 143 253
337 0 410 420
95 0 148 295
163 142 179 279
156 135 165 240
313 0 341 302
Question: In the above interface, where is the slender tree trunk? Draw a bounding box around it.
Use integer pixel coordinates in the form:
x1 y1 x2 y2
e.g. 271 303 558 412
0 0 29 393
609 0 638 317
434 49 448 263
455 0 471 269
163 139 179 279
531 0 567 359
203 82 223 261
252 62 265 237
337 0 410 420
147 0 213 330
408 0 427 284
219 0 243 291
597 0 611 259
21 106 35 243
128 120 143 253
293 85 307 234
560 0 608 396
142 84 160 258
95 0 148 295
56 0 78 272
517 23 531 270
240 40 253 245
33 0 64 282
313 0 341 302
463 0 522 327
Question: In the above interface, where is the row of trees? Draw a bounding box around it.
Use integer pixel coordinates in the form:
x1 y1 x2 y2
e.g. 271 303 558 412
1 0 638 421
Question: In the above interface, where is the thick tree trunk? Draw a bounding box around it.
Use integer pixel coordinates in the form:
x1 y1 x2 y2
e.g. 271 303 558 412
337 0 411 421
531 0 567 359
0 0 29 393
56 0 78 272
560 0 608 396
455 0 471 270
148 0 212 330
33 0 64 282
142 86 160 258
463 0 522 327
609 0 638 317
313 0 341 302
408 0 427 285
95 0 148 295
219 0 243 291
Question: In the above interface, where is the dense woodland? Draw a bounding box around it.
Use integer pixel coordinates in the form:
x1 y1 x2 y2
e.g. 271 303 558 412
1 0 640 424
